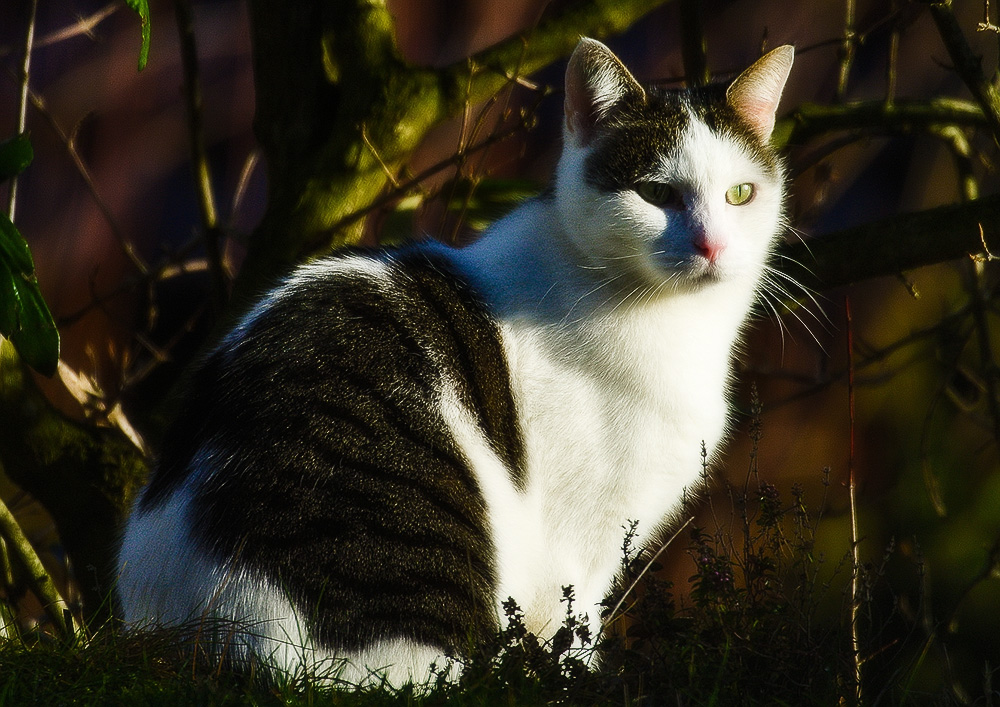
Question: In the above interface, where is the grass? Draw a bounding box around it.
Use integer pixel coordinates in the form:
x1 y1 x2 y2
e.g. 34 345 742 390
0 415 995 705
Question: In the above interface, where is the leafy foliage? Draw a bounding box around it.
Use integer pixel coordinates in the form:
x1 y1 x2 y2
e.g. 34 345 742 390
0 469 970 705
0 135 58 376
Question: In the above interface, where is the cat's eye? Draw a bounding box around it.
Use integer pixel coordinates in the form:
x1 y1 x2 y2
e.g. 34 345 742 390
636 181 681 208
725 183 755 206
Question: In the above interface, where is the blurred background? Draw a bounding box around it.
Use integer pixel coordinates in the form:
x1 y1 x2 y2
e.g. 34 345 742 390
2 0 999 699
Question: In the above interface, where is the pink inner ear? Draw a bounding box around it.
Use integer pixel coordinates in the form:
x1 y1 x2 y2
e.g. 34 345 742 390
726 46 794 142
736 97 777 139
564 66 594 141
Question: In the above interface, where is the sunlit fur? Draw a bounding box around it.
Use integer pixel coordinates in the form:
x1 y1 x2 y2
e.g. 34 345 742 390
118 40 794 686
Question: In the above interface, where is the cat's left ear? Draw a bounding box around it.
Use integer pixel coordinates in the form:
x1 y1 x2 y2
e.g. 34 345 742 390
726 45 794 142
564 38 645 146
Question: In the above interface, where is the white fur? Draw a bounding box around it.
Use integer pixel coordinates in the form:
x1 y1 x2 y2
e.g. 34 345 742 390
439 104 785 645
118 449 453 687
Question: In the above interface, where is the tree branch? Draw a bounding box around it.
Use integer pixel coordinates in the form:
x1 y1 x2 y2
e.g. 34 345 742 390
776 97 988 148
0 487 71 638
927 0 1000 147
236 0 675 313
776 194 1000 291
442 0 675 111
0 342 148 621
174 0 227 311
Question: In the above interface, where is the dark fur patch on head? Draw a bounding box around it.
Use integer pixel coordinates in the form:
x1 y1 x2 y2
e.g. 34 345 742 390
583 81 781 194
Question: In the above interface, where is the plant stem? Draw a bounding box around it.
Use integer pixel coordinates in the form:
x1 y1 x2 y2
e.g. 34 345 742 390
7 0 37 221
0 493 70 639
845 296 862 705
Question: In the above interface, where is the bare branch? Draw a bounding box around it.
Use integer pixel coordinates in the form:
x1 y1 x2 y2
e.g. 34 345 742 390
7 0 37 221
0 491 71 639
777 194 1000 291
174 0 227 310
441 0 675 114
928 1 1000 147
679 0 710 87
836 0 857 101
778 97 988 148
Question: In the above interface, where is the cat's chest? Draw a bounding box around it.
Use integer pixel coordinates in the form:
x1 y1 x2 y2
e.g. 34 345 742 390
500 309 734 498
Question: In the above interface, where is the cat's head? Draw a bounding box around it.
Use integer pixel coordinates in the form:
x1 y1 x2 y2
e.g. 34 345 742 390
554 38 793 298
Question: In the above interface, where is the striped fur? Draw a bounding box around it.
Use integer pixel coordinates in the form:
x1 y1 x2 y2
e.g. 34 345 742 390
118 39 794 685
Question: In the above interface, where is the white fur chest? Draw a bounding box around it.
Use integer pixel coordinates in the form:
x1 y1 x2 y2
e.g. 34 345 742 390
476 288 745 634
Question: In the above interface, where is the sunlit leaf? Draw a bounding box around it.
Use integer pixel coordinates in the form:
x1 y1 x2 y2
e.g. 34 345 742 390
8 275 59 377
0 134 33 181
0 213 59 376
123 0 151 71
0 210 34 275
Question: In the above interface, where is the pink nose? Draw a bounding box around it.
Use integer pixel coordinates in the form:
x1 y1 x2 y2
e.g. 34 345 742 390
694 233 726 263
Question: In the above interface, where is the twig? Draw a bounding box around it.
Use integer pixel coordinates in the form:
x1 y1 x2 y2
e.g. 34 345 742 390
602 516 695 631
326 113 535 237
979 0 1000 32
928 1 1000 148
7 0 38 221
679 0 710 87
17 84 150 277
0 3 118 58
780 97 988 149
0 493 71 640
966 250 1000 446
776 193 1000 292
174 0 227 309
886 0 900 107
836 0 857 101
845 296 862 706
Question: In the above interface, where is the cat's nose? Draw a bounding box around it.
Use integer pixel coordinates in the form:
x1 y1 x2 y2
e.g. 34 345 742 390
693 231 726 263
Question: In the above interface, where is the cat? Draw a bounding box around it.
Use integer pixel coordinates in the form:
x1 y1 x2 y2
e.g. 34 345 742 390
117 37 794 686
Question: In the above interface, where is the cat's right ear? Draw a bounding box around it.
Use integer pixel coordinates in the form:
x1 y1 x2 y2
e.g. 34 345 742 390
726 45 794 142
564 38 645 147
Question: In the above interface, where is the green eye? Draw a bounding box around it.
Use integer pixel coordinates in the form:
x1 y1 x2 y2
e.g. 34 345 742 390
726 182 755 206
636 182 681 208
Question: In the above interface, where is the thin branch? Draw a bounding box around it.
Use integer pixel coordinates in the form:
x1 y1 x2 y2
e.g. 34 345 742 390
326 110 536 237
0 3 118 58
845 297 862 706
886 0 900 107
836 0 857 101
779 97 988 148
928 1 1000 148
441 0 675 112
7 0 38 221
17 83 150 277
174 0 227 309
679 0 710 87
0 492 71 639
776 194 1000 292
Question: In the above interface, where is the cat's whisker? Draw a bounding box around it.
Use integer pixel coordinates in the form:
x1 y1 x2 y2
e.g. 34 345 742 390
562 272 629 324
755 271 828 352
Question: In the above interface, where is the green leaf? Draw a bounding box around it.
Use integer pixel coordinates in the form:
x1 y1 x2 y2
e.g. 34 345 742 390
123 0 151 71
9 275 59 377
0 134 33 181
0 260 18 335
0 214 59 376
0 210 34 275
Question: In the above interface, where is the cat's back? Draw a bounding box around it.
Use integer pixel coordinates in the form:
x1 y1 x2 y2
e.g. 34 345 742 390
118 248 523 680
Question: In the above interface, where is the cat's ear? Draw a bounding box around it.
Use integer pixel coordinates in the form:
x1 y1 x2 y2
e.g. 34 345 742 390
726 45 794 142
564 38 645 146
